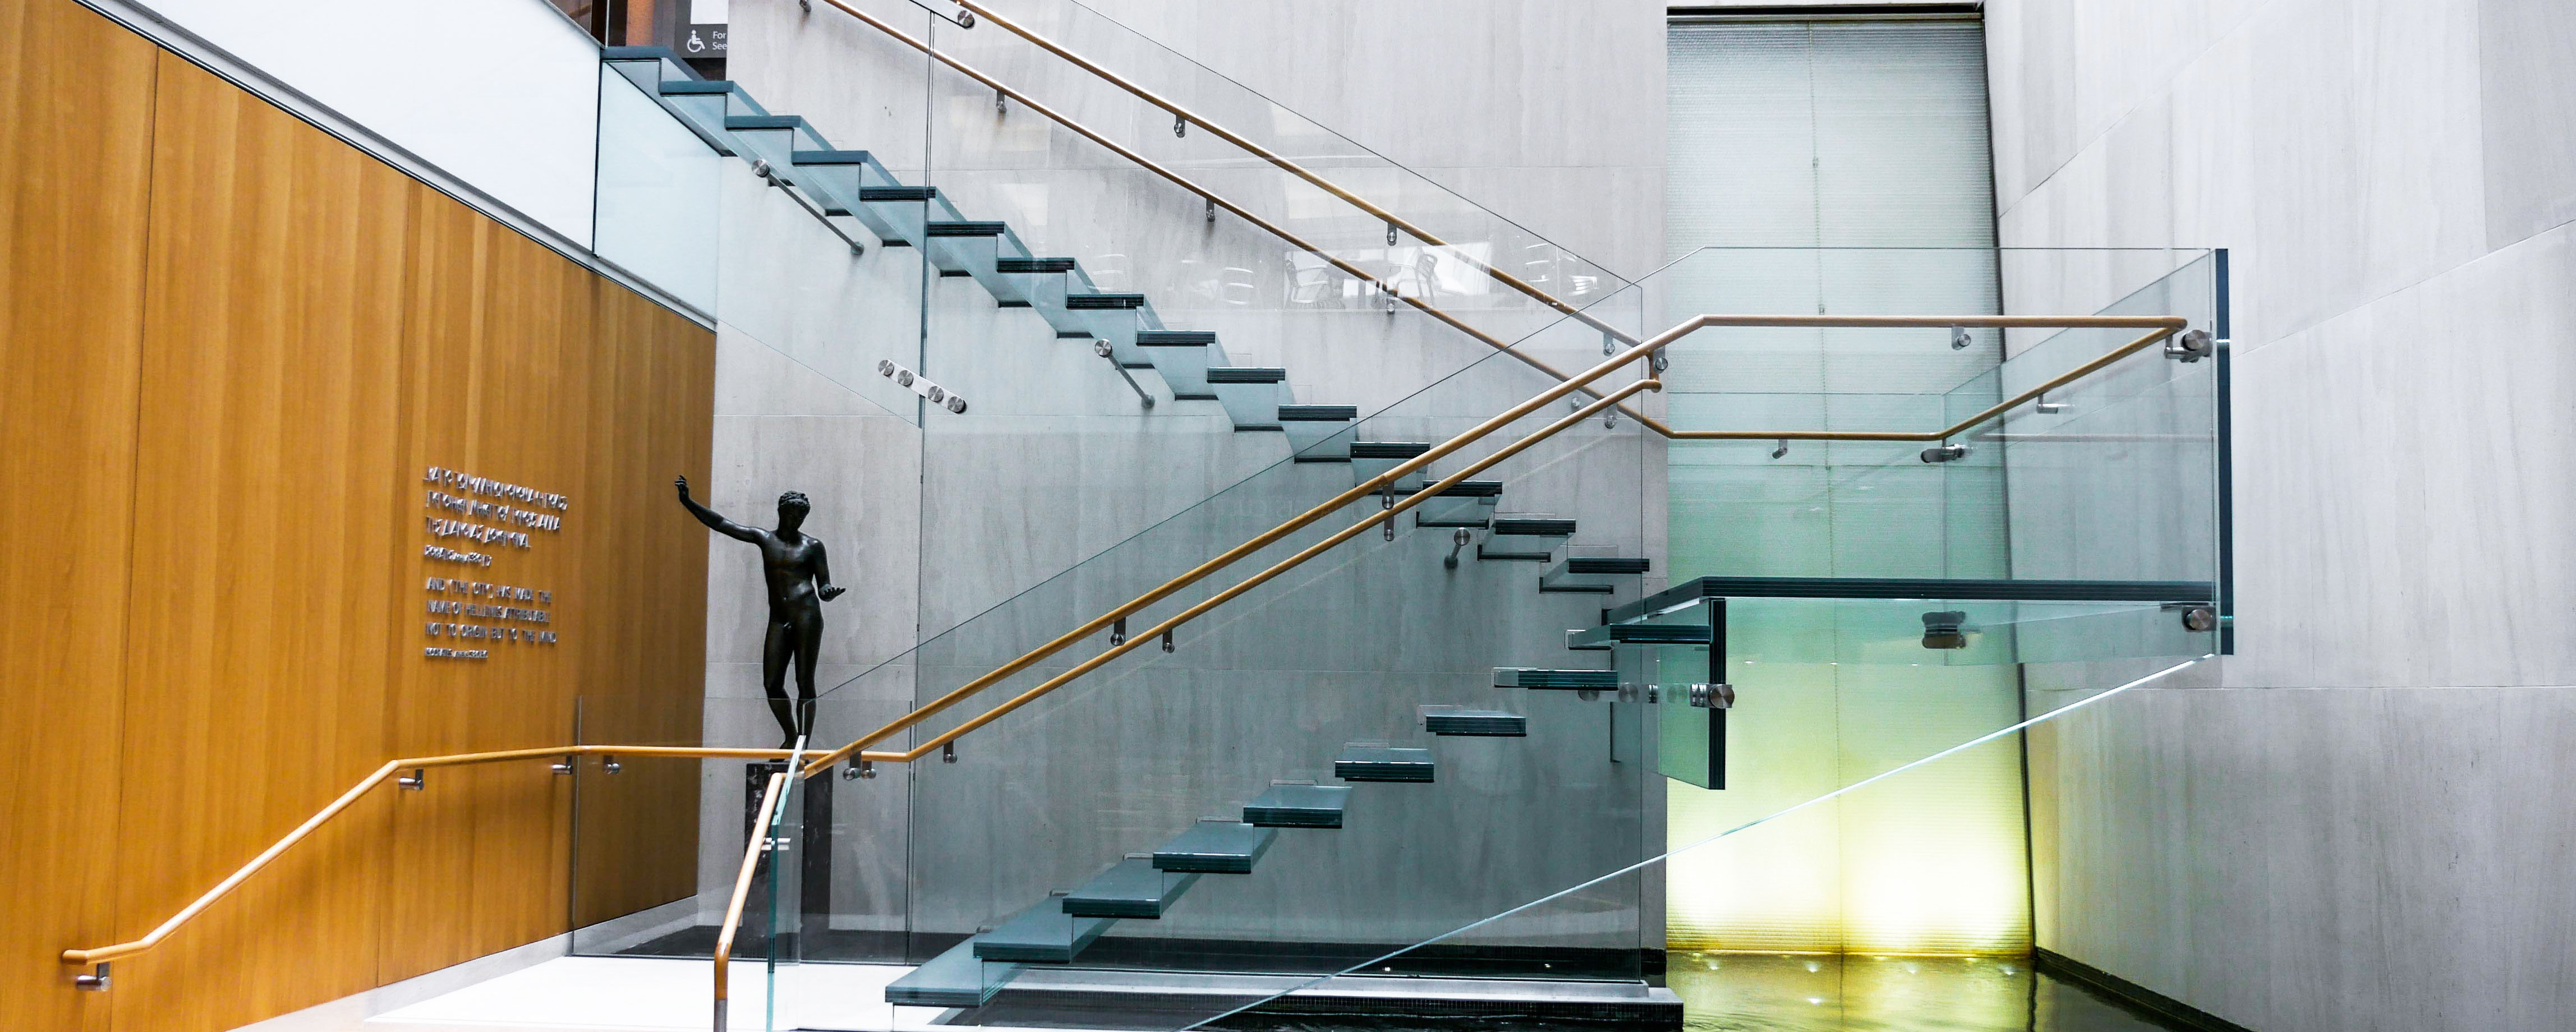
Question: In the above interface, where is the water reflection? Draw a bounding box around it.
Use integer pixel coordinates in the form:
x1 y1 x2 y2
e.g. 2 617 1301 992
1671 953 2171 1032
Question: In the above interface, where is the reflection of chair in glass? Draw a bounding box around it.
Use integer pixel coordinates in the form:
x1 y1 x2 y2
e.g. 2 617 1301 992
1177 257 1218 302
1390 250 1440 304
1286 250 1332 306
1521 242 1556 287
1090 252 1128 289
1220 266 1258 306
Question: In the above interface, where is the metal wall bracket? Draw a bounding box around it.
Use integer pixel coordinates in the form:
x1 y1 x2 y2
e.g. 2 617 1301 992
2165 328 2213 362
846 759 876 780
1161 629 1175 653
941 743 958 764
1091 341 1155 408
73 962 109 991
1110 616 1127 646
397 768 427 791
899 0 975 28
1685 683 1736 710
1443 528 1471 570
601 756 623 774
1770 438 1790 460
1386 222 1399 247
2163 601 2219 632
1921 610 1971 649
879 360 970 413
1920 443 1970 463
1174 113 1187 137
550 757 574 775
1950 325 1972 351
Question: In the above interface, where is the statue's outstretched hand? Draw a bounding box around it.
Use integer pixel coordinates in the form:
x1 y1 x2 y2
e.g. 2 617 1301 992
819 584 847 602
674 475 691 500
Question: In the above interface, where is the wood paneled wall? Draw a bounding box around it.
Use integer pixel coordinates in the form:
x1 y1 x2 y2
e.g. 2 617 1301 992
0 3 715 1029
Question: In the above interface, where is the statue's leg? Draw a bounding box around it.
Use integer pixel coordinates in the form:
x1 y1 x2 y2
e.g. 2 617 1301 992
762 616 798 749
790 607 824 743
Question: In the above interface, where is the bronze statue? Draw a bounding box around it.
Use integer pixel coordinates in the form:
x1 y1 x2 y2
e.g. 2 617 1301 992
676 477 846 748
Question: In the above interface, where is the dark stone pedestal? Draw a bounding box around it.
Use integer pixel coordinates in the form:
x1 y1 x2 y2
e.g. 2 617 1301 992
743 761 833 955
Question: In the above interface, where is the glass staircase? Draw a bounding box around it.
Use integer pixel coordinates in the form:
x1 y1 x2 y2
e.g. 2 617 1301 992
571 6 2230 1032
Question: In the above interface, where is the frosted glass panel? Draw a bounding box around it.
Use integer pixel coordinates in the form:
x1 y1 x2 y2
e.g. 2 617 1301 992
594 66 720 314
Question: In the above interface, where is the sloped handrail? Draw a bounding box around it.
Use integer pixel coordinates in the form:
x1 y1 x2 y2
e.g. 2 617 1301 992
712 768 792 1031
797 312 2186 777
59 744 793 968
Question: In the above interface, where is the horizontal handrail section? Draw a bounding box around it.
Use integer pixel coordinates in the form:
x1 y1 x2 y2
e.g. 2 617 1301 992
59 744 794 968
797 312 2183 778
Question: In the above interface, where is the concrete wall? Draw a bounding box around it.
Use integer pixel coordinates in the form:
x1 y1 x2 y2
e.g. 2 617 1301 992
1992 2 2576 1029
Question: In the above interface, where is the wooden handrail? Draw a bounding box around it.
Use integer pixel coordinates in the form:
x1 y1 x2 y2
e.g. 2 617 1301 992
59 745 793 967
712 771 791 1031
799 312 2184 777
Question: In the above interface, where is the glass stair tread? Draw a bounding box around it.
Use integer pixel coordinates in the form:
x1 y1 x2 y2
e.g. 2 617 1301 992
1423 709 1528 737
1211 369 1289 432
996 256 1077 273
885 936 1019 1007
1396 480 1503 497
1062 858 1200 918
1151 820 1277 873
1277 404 1356 421
1479 516 1574 561
1349 441 1432 459
1566 623 1715 651
1242 784 1351 828
926 220 1009 236
859 186 937 201
1065 292 1148 309
973 899 1116 963
1410 480 1504 528
1133 332 1227 399
1493 668 1618 689
1539 556 1651 594
1335 744 1436 783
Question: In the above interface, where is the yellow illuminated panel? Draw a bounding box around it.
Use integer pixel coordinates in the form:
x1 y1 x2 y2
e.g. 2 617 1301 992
1667 661 2031 955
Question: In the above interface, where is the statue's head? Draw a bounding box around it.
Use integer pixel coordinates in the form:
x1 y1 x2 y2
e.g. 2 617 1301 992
777 491 811 529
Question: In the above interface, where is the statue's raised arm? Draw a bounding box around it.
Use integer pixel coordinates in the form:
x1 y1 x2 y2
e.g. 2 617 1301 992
674 475 763 543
